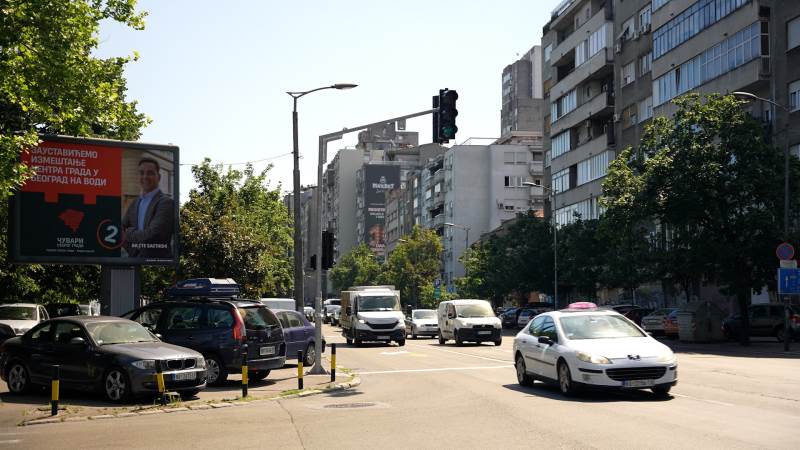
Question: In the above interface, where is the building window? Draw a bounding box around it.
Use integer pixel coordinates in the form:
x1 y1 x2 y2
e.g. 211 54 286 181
504 176 526 188
638 96 653 122
653 0 751 60
639 6 652 31
791 144 800 158
555 197 603 226
552 168 570 194
790 80 800 112
588 23 608 58
575 40 588 66
652 0 670 11
551 131 571 159
544 44 552 62
577 151 610 185
621 61 636 86
639 52 652 76
622 104 638 128
622 16 635 41
551 89 577 123
789 17 800 50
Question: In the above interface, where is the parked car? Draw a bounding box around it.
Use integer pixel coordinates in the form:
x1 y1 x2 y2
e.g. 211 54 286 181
641 308 679 335
122 298 285 386
0 303 50 336
331 307 342 326
623 307 655 327
273 310 325 367
513 302 677 397
0 317 207 402
45 303 83 318
500 307 521 329
516 309 536 329
303 306 315 322
663 310 680 339
722 304 800 342
405 309 439 339
0 323 15 345
324 305 340 324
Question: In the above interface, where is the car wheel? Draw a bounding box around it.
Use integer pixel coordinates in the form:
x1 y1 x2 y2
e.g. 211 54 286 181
494 337 502 346
411 333 417 339
346 337 353 345
515 354 533 387
455 330 463 346
557 360 577 397
179 388 201 399
776 326 786 343
304 343 316 366
397 339 406 347
652 385 672 397
205 354 228 386
249 370 270 381
354 338 362 347
438 332 445 345
104 368 131 403
6 362 31 394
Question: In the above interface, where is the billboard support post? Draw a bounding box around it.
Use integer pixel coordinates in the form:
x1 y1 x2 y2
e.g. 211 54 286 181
100 265 139 316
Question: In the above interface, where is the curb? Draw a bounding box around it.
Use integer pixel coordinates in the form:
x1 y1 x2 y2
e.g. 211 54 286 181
20 375 361 427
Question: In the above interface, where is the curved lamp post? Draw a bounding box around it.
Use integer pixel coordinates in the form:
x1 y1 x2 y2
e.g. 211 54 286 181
523 181 558 308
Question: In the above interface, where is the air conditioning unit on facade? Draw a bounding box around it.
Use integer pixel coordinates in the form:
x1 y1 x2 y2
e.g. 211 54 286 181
614 43 622 54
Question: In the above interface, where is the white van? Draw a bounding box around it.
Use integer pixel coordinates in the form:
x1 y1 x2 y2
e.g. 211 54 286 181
437 299 502 346
260 298 296 310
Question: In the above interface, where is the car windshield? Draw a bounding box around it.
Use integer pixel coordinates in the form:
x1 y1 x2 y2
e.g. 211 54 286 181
359 296 400 311
651 308 675 316
0 306 36 320
413 310 435 319
559 314 645 340
86 321 157 345
238 307 280 330
456 303 494 318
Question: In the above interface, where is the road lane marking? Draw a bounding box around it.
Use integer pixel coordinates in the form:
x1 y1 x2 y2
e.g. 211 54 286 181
672 393 735 407
406 342 511 364
358 365 511 375
379 351 409 355
0 440 21 445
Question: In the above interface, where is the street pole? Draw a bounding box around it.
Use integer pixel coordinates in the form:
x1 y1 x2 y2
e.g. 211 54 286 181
523 182 558 308
291 98 303 313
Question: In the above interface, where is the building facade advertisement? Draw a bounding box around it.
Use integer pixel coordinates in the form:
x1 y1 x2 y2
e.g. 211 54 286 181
10 135 179 265
363 165 400 259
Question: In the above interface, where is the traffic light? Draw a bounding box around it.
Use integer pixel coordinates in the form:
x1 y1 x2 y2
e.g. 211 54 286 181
437 88 458 143
322 231 334 270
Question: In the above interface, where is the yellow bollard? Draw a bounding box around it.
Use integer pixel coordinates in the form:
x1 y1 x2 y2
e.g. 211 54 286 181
297 350 304 390
51 365 60 416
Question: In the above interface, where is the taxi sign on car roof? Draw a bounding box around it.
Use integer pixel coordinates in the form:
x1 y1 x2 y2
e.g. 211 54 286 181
565 302 597 310
167 278 240 298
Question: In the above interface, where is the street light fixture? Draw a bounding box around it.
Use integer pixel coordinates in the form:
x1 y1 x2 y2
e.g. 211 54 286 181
523 181 559 309
732 91 793 352
287 83 357 313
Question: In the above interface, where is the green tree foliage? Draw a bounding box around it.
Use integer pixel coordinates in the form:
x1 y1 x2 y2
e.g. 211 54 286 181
328 244 382 293
557 218 605 300
180 160 292 299
380 225 442 308
0 1 148 303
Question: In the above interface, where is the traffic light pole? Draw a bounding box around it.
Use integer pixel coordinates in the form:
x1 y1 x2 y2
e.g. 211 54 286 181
309 107 437 374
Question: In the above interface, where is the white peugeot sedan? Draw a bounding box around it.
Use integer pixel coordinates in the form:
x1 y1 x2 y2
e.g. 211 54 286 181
512 302 677 397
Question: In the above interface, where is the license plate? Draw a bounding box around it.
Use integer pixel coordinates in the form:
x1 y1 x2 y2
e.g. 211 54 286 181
173 371 196 381
260 346 275 356
623 379 654 388
478 331 492 335
377 335 389 340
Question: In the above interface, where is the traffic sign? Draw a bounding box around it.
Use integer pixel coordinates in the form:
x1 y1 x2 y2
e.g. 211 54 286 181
778 268 800 294
776 243 794 260
781 259 798 269
434 287 441 299
434 278 442 288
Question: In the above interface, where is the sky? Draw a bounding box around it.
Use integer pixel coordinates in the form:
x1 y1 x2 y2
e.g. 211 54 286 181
96 0 561 202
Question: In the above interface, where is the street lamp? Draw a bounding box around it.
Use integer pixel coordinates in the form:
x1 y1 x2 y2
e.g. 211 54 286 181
523 181 559 308
287 83 357 313
732 91 793 352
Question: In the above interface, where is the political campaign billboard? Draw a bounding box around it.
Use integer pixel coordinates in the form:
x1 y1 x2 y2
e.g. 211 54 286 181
9 135 179 265
363 164 400 259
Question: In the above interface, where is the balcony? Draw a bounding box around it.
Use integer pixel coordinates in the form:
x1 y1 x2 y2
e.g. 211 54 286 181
432 191 445 207
550 48 613 100
432 214 445 229
551 9 611 68
551 91 614 136
549 133 612 174
529 161 544 175
431 169 444 185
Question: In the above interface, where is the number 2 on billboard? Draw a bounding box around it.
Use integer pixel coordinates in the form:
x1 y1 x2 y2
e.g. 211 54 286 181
96 219 124 250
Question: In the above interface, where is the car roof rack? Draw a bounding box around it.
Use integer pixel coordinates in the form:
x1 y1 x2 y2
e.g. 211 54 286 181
165 278 241 301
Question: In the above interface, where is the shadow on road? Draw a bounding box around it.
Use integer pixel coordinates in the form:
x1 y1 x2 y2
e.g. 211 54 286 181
502 383 673 403
657 337 800 359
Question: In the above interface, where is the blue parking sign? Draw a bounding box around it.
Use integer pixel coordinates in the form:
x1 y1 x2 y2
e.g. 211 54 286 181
778 268 800 294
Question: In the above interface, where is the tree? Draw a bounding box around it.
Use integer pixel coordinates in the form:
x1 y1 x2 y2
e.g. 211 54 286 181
557 219 605 300
328 244 382 293
179 160 292 299
381 225 442 309
0 0 148 303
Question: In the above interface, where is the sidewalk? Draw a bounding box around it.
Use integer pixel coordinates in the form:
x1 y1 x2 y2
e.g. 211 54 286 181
661 337 800 358
0 357 355 427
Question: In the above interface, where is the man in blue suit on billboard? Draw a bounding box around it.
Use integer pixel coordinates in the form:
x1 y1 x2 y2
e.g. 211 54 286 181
122 158 174 259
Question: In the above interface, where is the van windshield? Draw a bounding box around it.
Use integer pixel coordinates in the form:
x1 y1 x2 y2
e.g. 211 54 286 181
359 296 400 312
456 303 494 318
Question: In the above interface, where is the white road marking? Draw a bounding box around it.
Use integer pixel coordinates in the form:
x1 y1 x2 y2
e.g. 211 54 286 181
0 440 21 445
672 393 735 407
406 342 511 364
358 365 512 375
379 351 409 355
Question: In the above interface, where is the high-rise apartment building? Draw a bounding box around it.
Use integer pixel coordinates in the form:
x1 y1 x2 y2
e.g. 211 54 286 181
501 46 545 136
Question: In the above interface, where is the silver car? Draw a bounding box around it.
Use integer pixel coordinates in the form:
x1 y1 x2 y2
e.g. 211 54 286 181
641 308 678 335
405 309 439 339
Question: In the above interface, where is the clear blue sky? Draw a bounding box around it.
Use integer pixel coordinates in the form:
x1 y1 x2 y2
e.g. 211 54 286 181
97 0 560 201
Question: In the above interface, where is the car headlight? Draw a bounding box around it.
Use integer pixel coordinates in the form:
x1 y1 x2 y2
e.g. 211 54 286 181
656 350 676 363
196 357 206 369
575 351 612 365
358 319 366 324
131 359 156 370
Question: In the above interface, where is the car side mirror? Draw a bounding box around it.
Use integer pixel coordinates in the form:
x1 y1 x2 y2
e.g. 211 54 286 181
538 336 553 345
69 337 86 346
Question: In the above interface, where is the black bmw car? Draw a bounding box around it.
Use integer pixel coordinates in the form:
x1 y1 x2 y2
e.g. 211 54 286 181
0 316 207 403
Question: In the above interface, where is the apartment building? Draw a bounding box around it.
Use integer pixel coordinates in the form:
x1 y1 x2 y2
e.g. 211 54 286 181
322 149 361 262
542 0 616 226
501 45 545 136
283 186 318 304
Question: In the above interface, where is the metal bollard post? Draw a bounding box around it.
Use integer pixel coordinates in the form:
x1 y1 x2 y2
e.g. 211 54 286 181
155 360 166 406
51 365 60 416
241 343 249 398
297 350 304 390
330 343 336 382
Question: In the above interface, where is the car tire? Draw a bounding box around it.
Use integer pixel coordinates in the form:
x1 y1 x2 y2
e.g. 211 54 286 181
455 330 463 346
652 385 672 397
411 333 417 339
557 360 577 397
249 370 270 381
515 354 533 387
179 388 201 399
304 343 316 367
354 338 362 347
104 367 131 403
438 333 445 345
5 361 31 394
776 326 786 343
397 339 406 347
205 354 228 386
494 337 502 346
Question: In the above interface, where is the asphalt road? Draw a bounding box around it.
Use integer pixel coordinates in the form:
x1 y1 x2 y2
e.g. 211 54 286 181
1 325 797 449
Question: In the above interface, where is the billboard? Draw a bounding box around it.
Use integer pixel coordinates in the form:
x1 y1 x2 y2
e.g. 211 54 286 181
363 164 400 259
9 135 179 265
